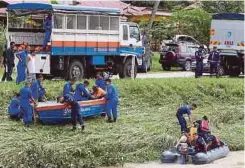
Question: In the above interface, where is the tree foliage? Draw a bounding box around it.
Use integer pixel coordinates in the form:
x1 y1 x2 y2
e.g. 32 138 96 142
201 1 244 13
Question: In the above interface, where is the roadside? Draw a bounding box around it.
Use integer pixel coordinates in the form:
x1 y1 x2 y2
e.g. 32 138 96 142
102 151 244 168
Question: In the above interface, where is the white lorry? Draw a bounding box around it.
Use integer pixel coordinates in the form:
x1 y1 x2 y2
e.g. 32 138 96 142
209 13 244 76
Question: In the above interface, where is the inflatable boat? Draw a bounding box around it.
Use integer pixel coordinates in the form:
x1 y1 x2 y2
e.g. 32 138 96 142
161 143 229 164
35 99 106 124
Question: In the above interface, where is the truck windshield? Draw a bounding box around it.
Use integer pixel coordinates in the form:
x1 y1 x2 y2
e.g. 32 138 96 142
129 26 140 41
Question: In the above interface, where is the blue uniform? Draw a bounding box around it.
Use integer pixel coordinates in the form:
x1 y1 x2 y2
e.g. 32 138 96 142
37 80 46 98
105 84 119 120
16 51 27 85
176 105 191 132
20 86 33 125
43 17 52 49
95 79 106 91
63 82 74 96
70 99 84 127
8 97 21 118
195 50 204 78
31 80 39 102
208 51 220 76
74 84 91 101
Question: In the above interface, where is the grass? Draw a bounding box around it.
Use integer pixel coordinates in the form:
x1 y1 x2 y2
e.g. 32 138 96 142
0 77 244 168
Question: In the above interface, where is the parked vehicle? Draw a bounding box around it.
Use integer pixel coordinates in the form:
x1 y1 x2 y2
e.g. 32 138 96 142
7 3 151 79
159 43 201 71
209 13 244 76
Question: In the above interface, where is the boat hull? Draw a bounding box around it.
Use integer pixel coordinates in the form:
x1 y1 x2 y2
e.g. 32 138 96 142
36 99 106 124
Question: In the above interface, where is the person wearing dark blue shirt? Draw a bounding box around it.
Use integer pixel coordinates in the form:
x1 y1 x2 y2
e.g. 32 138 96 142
176 104 197 133
74 80 91 101
36 74 46 102
105 79 119 122
8 93 21 120
60 94 85 131
43 14 52 50
31 79 39 102
95 74 106 91
63 78 76 97
195 46 205 78
208 46 220 77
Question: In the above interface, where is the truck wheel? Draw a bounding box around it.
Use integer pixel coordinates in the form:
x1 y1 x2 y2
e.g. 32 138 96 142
147 57 152 71
142 60 148 73
119 58 137 78
184 61 191 71
162 64 171 71
218 65 225 76
67 60 84 80
229 68 241 77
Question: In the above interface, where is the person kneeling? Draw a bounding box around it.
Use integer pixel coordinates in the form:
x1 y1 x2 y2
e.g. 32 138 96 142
60 94 85 131
91 85 106 99
37 74 46 102
8 93 21 120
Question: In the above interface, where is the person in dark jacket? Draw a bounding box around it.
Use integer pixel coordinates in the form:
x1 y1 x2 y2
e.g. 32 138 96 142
208 46 220 77
73 80 91 101
195 45 205 78
63 78 76 97
60 94 85 131
1 44 7 82
6 42 16 81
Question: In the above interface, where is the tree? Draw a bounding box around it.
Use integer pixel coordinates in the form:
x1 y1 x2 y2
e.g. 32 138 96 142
201 1 244 13
172 8 212 45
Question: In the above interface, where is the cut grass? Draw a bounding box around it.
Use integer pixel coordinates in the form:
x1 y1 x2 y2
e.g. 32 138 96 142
0 77 243 168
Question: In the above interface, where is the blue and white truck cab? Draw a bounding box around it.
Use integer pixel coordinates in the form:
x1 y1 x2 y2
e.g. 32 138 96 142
6 3 150 79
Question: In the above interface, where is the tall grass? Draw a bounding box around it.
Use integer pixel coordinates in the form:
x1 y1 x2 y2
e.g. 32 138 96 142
0 77 243 168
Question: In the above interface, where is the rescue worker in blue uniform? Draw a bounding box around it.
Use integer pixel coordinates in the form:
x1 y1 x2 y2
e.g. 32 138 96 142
105 79 119 122
176 104 197 133
43 14 52 50
95 74 106 91
208 46 220 77
16 46 28 85
74 80 91 101
63 78 76 97
36 74 46 102
195 45 205 78
31 79 39 102
60 94 85 131
8 93 21 120
20 82 36 127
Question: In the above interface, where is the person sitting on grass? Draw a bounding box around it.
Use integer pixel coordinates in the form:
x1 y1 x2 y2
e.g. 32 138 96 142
176 103 197 133
91 85 106 99
59 94 85 131
8 92 21 120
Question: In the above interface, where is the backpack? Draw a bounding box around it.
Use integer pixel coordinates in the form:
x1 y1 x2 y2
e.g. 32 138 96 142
200 120 209 132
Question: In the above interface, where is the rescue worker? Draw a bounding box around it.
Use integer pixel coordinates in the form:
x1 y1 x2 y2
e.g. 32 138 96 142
1 45 7 82
16 45 28 84
37 74 46 102
20 81 36 127
208 46 220 77
60 94 85 131
43 14 52 50
73 80 91 101
195 45 205 78
176 104 197 133
31 79 39 102
63 78 76 96
105 79 119 122
8 93 21 120
91 85 106 99
6 42 15 81
95 74 106 91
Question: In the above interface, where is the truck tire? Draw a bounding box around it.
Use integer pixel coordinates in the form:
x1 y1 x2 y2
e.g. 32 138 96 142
119 58 137 78
184 60 191 71
67 60 84 80
218 65 225 76
147 57 152 71
229 68 240 77
162 64 171 71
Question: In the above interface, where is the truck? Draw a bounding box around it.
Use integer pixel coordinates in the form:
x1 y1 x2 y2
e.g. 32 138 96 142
6 3 151 79
209 13 244 76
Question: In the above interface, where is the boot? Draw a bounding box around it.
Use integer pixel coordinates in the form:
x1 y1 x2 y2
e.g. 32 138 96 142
106 117 113 123
113 118 117 122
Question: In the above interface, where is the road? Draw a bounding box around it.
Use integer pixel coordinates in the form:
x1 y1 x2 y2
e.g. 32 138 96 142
102 151 244 168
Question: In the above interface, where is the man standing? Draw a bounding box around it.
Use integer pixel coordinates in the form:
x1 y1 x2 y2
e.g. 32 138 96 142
176 104 197 133
74 80 91 101
195 45 205 78
105 79 119 122
208 46 220 77
1 45 7 82
26 50 36 83
43 14 52 50
6 42 15 81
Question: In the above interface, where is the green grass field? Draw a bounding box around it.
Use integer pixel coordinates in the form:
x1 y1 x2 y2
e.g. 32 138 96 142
0 77 244 168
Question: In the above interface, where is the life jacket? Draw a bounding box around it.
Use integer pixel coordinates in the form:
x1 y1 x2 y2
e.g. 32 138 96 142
200 120 209 132
188 127 197 143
